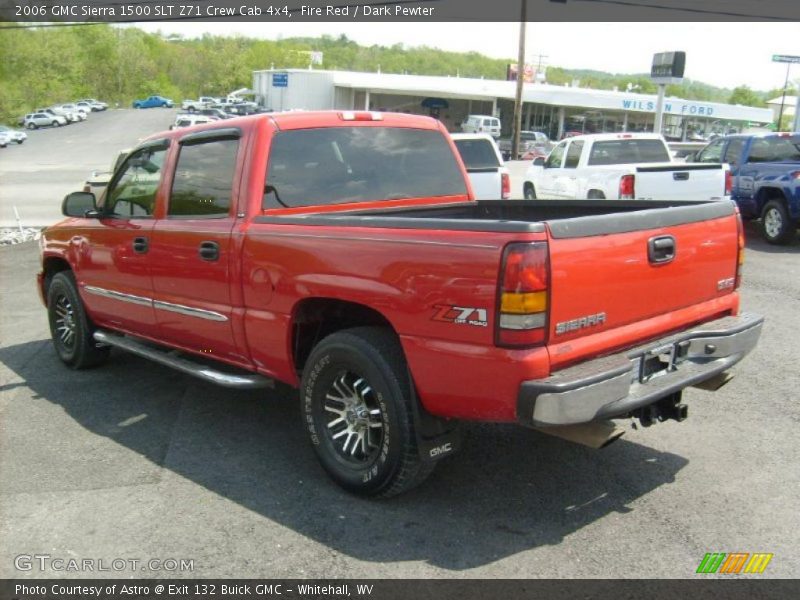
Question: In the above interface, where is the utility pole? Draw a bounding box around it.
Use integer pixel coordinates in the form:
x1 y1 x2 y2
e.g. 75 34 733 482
777 62 791 129
512 1 527 162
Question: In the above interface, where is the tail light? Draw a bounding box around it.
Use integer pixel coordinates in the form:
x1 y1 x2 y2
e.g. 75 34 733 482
725 170 733 195
619 174 635 199
496 242 549 347
501 172 511 199
735 209 745 290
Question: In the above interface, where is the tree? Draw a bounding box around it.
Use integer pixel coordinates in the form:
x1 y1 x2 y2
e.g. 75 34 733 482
728 86 765 107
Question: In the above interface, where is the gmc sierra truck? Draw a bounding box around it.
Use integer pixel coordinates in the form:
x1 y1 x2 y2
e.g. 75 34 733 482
690 132 800 244
40 111 763 497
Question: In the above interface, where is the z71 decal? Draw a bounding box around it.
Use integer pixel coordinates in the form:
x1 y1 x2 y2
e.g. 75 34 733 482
432 305 489 327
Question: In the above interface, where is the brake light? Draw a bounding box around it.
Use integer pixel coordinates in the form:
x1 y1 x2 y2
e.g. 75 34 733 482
339 111 383 121
497 242 549 347
735 209 745 290
619 174 635 199
501 172 511 199
725 169 733 195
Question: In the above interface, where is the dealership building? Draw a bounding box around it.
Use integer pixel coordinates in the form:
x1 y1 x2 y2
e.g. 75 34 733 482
252 68 773 140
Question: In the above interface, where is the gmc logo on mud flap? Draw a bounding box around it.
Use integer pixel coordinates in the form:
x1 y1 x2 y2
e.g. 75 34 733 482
432 305 488 327
429 443 453 458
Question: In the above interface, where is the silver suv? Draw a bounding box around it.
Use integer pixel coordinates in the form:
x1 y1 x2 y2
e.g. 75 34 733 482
24 112 67 129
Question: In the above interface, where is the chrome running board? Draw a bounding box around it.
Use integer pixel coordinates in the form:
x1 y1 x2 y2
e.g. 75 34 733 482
93 330 273 390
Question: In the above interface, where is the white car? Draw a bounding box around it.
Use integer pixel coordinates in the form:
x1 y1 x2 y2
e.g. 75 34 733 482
450 133 511 200
523 132 730 201
460 115 501 139
0 125 27 144
51 105 87 122
170 114 217 129
24 112 68 129
77 98 108 111
60 103 90 118
0 131 11 148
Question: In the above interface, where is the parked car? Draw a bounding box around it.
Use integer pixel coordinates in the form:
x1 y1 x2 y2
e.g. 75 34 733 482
43 111 762 497
523 133 730 201
0 131 11 148
60 103 90 118
50 105 86 122
77 98 108 111
35 107 79 124
197 108 231 120
170 114 217 129
460 115 501 138
132 95 174 109
498 131 552 160
0 125 27 144
24 112 67 129
450 133 510 200
689 132 800 244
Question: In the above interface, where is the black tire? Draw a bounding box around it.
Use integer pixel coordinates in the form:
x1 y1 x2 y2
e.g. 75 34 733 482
27 122 37 130
523 182 537 200
16 139 24 144
52 120 61 127
47 271 110 369
188 106 196 113
301 327 434 497
760 199 795 245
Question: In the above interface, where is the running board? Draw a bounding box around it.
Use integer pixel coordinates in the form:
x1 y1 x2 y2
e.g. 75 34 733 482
93 330 274 390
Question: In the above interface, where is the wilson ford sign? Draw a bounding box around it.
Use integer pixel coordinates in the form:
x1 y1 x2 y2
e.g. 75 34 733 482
622 98 716 116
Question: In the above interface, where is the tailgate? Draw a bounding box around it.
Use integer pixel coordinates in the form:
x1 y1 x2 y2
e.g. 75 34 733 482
466 169 501 200
634 163 726 201
545 202 739 359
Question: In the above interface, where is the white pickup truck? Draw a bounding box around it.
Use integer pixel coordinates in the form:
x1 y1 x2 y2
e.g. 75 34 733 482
451 133 510 200
523 133 730 201
180 96 218 112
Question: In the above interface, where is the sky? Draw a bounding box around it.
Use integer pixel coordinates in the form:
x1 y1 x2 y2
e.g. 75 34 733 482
130 22 800 93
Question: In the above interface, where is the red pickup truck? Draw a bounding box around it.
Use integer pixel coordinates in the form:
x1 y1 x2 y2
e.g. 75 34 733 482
39 111 763 497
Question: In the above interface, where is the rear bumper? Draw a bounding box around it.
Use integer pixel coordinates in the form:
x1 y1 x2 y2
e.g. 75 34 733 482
517 313 763 427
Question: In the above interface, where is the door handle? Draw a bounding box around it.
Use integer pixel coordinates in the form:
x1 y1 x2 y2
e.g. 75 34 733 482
199 241 220 261
648 235 675 264
132 237 148 254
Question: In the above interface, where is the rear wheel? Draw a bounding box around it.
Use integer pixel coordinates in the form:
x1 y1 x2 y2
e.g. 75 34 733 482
47 272 109 369
761 199 794 245
523 182 537 200
27 123 37 130
301 327 434 497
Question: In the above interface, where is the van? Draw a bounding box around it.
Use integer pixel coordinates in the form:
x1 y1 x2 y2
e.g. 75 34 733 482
461 115 501 138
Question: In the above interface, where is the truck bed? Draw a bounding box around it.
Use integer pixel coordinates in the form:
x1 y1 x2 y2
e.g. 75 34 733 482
256 199 735 237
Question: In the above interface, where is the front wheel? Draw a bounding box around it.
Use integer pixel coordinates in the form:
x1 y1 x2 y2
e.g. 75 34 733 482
52 121 61 127
301 327 434 497
523 182 537 200
47 272 110 369
761 199 794 245
27 123 37 130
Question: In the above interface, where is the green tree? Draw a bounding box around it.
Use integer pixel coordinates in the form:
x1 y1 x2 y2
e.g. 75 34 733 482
728 86 765 107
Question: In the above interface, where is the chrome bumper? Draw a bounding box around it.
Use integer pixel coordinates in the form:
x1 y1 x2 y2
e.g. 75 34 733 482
517 313 764 427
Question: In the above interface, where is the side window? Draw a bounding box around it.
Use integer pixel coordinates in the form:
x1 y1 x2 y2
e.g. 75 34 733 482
766 137 800 162
564 141 584 169
483 119 493 127
723 139 746 165
169 138 239 218
545 142 567 168
104 146 167 218
747 139 771 163
696 140 724 163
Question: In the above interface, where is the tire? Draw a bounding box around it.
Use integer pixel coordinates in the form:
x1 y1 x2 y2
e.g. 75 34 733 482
27 122 37 130
760 199 795 245
188 107 196 113
301 327 434 497
523 182 537 200
16 139 24 144
52 120 61 127
47 272 110 369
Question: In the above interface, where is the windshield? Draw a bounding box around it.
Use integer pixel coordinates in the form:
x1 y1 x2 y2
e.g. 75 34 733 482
264 127 468 209
588 139 670 165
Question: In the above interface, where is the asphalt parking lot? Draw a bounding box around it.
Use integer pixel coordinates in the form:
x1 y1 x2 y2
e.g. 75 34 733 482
1 110 799 579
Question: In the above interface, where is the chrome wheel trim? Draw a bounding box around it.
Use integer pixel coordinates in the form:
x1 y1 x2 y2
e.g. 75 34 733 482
54 294 77 349
764 207 782 239
324 371 384 464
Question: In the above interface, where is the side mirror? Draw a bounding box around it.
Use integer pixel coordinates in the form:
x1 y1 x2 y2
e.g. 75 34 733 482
532 157 545 167
62 191 99 218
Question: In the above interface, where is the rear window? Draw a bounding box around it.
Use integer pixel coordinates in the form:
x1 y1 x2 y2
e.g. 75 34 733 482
588 139 670 165
748 137 800 163
453 138 501 170
264 127 468 209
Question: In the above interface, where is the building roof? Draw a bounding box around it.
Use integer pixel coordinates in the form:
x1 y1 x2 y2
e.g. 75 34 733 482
254 68 774 123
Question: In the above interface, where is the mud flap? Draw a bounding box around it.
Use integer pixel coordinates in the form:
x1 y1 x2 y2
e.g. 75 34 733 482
408 373 461 463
